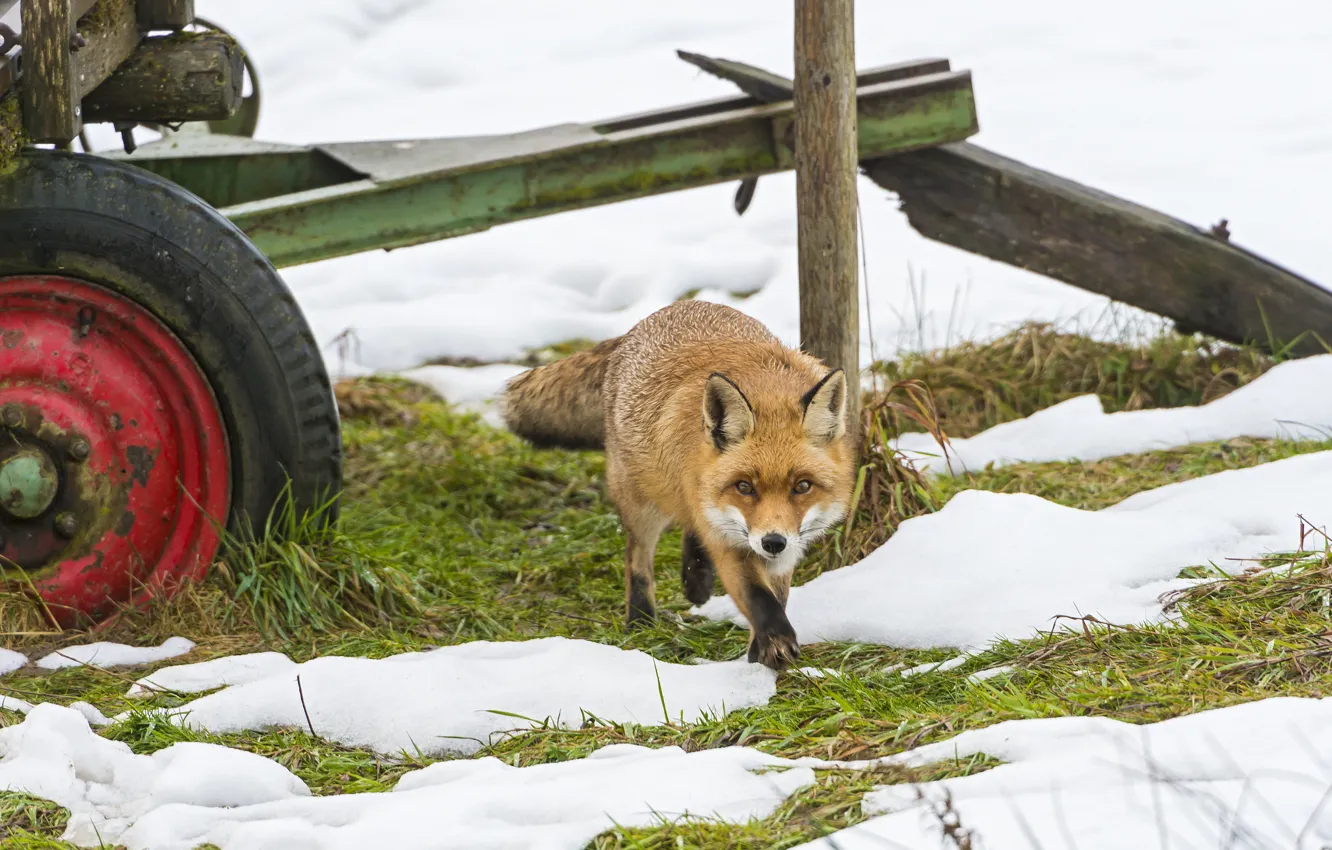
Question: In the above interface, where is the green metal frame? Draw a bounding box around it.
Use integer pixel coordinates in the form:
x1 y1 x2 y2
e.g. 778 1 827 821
103 58 978 268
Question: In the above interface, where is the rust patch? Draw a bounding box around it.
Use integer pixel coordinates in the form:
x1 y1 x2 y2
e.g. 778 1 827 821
125 445 156 488
111 413 124 431
114 509 135 536
1 329 21 349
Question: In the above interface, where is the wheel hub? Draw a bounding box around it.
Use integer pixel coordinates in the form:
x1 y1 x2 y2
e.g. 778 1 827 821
0 275 231 626
0 446 59 520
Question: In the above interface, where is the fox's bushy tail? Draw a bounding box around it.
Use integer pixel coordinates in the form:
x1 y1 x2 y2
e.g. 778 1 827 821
499 337 621 450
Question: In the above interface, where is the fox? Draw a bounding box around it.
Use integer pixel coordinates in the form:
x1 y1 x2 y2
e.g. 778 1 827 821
500 300 856 669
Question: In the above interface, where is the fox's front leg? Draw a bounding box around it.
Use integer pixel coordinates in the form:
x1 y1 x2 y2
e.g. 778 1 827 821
680 530 717 606
712 544 799 670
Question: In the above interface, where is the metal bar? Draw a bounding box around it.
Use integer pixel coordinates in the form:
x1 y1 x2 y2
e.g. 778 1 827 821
161 67 975 268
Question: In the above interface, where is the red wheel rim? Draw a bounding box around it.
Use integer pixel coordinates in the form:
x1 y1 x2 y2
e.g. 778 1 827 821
0 276 231 627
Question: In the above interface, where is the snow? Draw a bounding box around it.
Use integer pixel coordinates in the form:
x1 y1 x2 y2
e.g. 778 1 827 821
900 656 970 678
148 637 776 757
698 451 1332 651
898 354 1332 475
0 703 310 849
122 0 1328 382
398 363 528 426
125 652 298 699
794 697 1332 850
0 648 26 677
35 637 195 671
129 744 813 850
965 666 1014 685
1 703 811 850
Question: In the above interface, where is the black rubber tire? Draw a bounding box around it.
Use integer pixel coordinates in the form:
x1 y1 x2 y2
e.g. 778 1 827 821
0 151 341 536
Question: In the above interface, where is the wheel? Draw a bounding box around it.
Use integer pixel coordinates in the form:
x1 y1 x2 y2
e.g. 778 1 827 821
0 151 341 627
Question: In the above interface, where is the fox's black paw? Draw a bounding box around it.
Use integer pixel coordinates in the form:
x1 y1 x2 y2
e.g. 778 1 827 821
680 532 716 606
748 630 800 671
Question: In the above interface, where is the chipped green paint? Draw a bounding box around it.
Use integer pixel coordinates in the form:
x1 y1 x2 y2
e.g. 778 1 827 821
0 449 59 519
118 69 979 268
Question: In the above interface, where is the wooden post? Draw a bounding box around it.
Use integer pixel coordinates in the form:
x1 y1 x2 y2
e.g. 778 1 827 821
20 0 80 142
794 0 861 444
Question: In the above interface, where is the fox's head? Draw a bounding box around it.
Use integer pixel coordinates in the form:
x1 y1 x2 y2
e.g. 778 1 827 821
699 368 855 575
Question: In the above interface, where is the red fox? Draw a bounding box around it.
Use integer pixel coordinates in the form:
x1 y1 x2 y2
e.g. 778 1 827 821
501 301 855 669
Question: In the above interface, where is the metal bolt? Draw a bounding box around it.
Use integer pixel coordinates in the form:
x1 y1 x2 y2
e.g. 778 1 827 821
54 513 78 539
69 440 90 462
1 405 20 428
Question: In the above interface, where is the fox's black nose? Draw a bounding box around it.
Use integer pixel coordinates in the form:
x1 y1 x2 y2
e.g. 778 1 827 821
761 533 787 555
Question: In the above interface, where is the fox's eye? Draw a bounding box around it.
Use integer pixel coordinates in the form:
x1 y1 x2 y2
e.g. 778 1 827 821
793 480 813 495
735 481 755 496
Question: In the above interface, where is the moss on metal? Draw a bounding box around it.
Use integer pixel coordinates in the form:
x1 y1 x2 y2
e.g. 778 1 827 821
0 95 24 172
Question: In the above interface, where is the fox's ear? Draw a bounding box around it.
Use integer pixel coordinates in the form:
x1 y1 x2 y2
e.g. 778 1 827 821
703 373 755 451
801 369 847 445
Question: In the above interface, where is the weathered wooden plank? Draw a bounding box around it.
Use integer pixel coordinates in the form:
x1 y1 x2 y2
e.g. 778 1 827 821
83 32 240 123
864 142 1332 356
794 0 861 431
70 0 139 100
20 0 79 141
135 0 191 30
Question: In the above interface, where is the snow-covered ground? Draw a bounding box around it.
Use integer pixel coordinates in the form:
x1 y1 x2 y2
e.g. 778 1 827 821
2 703 814 850
698 450 1332 650
797 697 1332 850
141 637 776 757
0 649 25 677
149 0 1332 387
34 637 196 671
898 354 1332 475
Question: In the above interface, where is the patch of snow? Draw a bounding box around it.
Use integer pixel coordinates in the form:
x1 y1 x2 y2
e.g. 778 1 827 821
36 637 195 671
144 637 776 757
795 696 1332 850
0 695 34 715
125 652 298 699
965 666 1014 685
67 702 111 728
0 649 26 677
159 0 1332 380
2 703 812 850
697 451 1332 651
899 656 970 678
397 363 528 428
0 703 310 849
125 745 812 850
897 355 1332 475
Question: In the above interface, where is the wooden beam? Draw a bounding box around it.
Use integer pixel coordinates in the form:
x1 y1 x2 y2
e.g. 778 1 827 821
20 0 80 142
70 0 139 99
135 0 192 30
83 32 241 123
794 0 861 435
864 142 1332 356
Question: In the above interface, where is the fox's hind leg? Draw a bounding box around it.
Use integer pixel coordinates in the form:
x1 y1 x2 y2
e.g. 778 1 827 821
680 531 716 606
621 505 668 628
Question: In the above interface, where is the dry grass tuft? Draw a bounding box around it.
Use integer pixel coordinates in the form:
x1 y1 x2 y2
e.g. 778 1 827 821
873 322 1274 439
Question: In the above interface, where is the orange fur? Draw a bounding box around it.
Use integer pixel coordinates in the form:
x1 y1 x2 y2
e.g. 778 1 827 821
502 301 856 669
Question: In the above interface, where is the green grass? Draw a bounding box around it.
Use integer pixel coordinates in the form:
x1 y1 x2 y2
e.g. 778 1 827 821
2 324 1329 849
